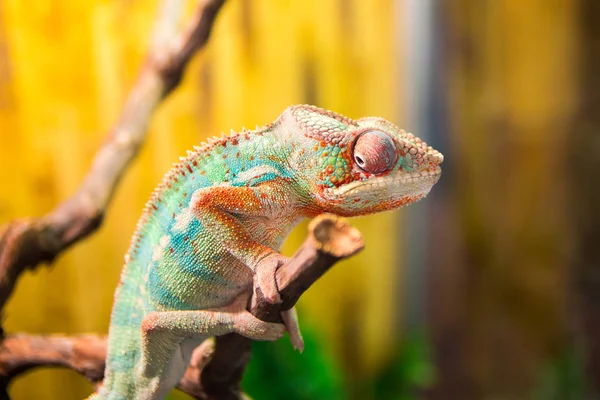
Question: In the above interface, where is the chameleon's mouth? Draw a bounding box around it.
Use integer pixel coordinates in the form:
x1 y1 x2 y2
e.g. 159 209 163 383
323 166 442 202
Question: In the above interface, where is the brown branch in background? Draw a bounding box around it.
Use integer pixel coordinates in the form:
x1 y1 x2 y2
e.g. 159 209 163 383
0 333 211 395
0 334 107 387
0 214 364 399
0 0 226 310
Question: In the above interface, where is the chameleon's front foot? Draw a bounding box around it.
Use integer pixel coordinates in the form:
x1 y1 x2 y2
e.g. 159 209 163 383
254 252 288 304
233 311 286 341
253 254 305 352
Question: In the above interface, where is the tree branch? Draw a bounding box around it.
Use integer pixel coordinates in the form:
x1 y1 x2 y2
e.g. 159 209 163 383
0 214 364 399
0 334 107 387
199 214 364 400
0 0 226 310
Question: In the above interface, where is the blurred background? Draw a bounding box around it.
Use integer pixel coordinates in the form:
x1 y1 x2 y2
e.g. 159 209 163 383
0 0 598 399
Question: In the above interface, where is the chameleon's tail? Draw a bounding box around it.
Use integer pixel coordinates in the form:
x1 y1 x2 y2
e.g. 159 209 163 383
85 379 128 400
89 259 145 400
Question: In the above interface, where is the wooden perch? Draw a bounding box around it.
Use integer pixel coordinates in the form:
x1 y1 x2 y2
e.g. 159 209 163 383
0 214 364 399
0 0 226 310
201 214 364 400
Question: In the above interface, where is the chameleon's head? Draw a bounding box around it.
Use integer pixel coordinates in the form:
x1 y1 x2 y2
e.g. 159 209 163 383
280 105 443 217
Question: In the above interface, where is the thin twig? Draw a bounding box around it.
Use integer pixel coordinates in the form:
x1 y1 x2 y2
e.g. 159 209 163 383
0 0 227 310
0 214 364 399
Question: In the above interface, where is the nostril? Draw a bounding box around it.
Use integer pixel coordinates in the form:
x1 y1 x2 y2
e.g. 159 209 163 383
425 151 444 164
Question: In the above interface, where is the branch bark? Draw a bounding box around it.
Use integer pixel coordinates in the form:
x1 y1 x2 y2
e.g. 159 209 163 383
0 214 364 399
0 0 226 310
0 334 107 386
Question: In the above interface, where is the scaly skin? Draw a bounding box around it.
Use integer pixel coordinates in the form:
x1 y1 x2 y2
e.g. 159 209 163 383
90 105 443 399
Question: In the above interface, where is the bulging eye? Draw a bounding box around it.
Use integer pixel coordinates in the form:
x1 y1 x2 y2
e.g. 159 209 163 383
353 130 397 174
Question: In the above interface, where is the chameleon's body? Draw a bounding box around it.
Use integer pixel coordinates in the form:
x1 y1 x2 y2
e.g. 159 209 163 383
91 105 443 399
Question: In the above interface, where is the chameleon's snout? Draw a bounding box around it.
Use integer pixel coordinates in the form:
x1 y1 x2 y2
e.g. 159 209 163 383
396 132 444 173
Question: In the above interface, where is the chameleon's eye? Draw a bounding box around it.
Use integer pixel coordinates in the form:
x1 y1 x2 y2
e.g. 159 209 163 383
353 130 397 174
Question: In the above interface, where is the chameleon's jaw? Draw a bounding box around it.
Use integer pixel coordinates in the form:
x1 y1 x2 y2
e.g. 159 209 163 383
320 166 442 215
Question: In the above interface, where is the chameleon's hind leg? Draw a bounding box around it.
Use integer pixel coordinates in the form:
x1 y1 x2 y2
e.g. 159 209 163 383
136 292 285 399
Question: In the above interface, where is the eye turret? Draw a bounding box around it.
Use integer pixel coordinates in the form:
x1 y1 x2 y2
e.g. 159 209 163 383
353 130 397 174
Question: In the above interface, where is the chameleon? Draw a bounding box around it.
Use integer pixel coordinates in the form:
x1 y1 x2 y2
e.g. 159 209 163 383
90 105 443 399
